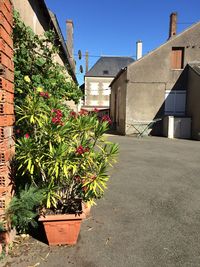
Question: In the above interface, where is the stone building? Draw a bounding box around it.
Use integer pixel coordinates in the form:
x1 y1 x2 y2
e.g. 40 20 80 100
83 56 134 111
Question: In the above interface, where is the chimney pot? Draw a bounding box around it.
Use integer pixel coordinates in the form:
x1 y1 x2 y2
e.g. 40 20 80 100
169 12 177 39
136 40 142 60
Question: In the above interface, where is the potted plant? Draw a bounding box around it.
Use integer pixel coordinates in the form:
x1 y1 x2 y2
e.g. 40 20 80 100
14 91 118 245
10 12 119 245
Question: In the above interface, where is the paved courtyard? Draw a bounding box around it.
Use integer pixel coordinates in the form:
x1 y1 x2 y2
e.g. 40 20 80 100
3 135 200 267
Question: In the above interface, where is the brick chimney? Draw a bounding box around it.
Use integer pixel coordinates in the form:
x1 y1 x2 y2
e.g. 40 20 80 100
66 19 75 71
169 12 177 39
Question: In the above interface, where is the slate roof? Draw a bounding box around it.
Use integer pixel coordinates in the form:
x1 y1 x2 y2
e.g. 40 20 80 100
85 56 134 77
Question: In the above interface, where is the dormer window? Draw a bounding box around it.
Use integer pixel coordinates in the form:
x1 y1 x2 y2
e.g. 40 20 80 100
103 70 109 75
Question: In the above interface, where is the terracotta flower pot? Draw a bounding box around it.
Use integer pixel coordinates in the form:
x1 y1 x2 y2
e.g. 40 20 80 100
39 213 85 245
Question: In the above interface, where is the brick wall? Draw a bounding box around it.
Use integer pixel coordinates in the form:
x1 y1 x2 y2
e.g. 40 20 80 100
0 0 14 235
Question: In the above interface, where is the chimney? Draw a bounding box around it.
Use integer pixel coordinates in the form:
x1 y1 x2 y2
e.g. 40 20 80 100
66 19 74 66
85 51 89 73
169 12 177 39
136 40 142 60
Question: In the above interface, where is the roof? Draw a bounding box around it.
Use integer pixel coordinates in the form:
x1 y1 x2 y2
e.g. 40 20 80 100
85 56 134 77
110 20 200 86
188 62 200 76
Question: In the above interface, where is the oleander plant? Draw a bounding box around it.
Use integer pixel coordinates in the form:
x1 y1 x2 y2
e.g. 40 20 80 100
8 11 118 232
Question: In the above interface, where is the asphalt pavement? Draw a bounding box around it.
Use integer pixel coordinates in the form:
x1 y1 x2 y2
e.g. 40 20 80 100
3 135 200 267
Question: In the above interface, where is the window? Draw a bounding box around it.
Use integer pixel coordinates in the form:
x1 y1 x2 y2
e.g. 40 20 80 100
102 83 111 95
103 70 109 75
165 90 186 115
90 82 99 95
103 89 111 95
171 47 184 69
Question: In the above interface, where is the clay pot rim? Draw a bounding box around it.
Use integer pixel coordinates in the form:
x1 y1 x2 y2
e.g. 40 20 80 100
39 212 85 222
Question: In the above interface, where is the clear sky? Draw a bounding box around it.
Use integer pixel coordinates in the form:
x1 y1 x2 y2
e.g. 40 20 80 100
45 0 200 85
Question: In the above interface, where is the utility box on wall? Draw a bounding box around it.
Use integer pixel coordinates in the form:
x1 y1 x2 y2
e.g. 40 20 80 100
163 116 191 139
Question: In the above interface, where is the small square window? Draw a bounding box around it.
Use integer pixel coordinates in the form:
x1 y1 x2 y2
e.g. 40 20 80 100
103 70 109 75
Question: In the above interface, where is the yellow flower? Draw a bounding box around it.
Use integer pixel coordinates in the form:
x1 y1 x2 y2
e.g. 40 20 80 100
24 76 31 83
36 87 43 92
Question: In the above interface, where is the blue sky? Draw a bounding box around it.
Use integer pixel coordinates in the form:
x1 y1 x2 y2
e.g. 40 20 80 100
45 0 200 84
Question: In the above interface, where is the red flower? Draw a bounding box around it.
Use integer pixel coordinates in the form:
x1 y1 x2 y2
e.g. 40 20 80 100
16 129 20 134
101 115 112 125
74 175 81 183
75 145 90 155
44 92 50 99
56 109 62 118
70 111 77 118
24 133 30 138
79 109 88 116
76 145 85 155
51 109 63 125
82 186 88 192
93 108 99 113
39 92 50 99
91 175 97 181
52 117 61 125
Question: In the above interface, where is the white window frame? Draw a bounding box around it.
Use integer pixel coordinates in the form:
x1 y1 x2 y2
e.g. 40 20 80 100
90 82 99 95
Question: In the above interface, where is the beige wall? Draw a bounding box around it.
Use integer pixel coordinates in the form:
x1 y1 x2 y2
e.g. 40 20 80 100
128 22 200 89
85 76 113 107
110 71 127 134
186 67 200 140
12 0 65 67
111 21 200 135
126 82 165 135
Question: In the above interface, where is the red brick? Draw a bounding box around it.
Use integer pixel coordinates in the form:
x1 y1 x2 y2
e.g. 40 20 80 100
0 38 13 58
0 12 12 35
0 90 14 104
0 147 14 163
0 64 14 82
0 127 13 142
6 91 14 104
0 52 14 71
0 175 8 187
0 2 12 26
0 1 11 13
0 25 12 48
0 77 14 93
0 162 10 175
0 115 15 126
3 0 12 13
0 138 14 150
0 103 14 115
